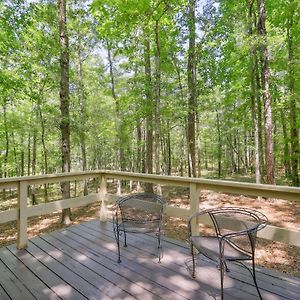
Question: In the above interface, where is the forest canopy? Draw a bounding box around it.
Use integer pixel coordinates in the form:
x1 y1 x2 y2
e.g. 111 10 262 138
0 0 299 187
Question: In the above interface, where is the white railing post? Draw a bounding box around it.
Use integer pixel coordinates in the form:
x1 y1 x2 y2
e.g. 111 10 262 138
99 175 108 222
189 183 200 236
17 181 28 249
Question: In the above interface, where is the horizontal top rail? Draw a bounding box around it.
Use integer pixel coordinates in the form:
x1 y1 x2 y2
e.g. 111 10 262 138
0 170 300 202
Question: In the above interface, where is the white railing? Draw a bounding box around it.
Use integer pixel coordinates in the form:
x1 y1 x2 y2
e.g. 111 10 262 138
0 170 300 249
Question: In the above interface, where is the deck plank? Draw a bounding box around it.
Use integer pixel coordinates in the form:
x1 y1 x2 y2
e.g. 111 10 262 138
72 222 256 300
0 254 35 300
0 247 59 300
23 242 112 300
50 227 202 300
1 219 299 300
32 235 158 300
0 282 11 300
7 245 87 300
83 220 300 300
44 233 187 300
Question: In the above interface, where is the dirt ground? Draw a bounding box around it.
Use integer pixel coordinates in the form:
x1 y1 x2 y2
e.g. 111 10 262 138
0 187 299 277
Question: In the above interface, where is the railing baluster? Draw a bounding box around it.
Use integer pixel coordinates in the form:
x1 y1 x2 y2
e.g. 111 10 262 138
189 183 200 236
99 175 108 221
17 181 28 249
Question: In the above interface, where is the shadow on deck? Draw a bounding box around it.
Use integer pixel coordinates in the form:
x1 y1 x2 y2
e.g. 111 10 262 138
0 220 299 299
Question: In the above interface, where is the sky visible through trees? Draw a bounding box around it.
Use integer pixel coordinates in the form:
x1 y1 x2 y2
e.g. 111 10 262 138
0 0 299 187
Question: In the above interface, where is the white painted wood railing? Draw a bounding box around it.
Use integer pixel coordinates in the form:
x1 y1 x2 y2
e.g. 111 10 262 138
0 170 299 249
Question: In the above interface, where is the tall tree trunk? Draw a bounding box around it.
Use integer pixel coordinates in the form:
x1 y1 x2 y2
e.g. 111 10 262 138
58 0 71 224
280 108 292 177
187 0 197 177
136 119 142 173
287 2 299 186
2 101 9 200
255 54 265 179
20 134 24 176
144 37 153 192
31 120 37 205
37 96 49 201
107 41 122 194
172 55 186 176
77 48 88 195
167 120 172 175
27 133 31 176
257 0 275 184
155 19 161 176
216 111 222 177
196 112 201 177
247 0 261 183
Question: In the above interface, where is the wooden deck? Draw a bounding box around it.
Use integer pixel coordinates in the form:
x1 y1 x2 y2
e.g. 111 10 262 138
0 220 299 300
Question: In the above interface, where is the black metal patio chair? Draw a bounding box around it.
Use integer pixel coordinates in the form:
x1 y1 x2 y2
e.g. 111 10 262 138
188 207 268 300
113 192 166 263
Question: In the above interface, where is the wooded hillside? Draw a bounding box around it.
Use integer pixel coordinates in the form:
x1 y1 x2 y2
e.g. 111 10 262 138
0 0 299 186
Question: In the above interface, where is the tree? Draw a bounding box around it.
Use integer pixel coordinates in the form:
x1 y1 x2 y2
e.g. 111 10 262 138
257 0 275 184
187 0 197 177
286 0 299 186
58 0 71 224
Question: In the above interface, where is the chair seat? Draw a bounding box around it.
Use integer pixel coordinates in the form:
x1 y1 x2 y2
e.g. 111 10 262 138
118 220 160 233
190 236 251 261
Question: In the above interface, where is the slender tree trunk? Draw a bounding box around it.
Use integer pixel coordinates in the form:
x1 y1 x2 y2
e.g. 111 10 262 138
257 0 275 184
31 121 37 205
172 55 187 176
58 0 71 224
155 19 161 177
154 19 162 194
244 130 249 174
196 112 201 177
144 37 153 192
256 55 265 179
216 111 222 178
187 0 197 177
37 96 49 201
107 41 123 194
20 134 24 176
280 108 292 177
167 120 172 175
2 101 9 200
27 133 31 176
204 139 208 170
287 3 299 186
77 48 88 195
136 119 142 173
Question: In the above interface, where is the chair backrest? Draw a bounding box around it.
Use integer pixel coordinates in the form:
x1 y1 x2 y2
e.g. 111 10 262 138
189 207 268 256
117 193 166 222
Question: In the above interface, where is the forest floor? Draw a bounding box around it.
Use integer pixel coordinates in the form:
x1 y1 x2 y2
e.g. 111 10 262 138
0 185 299 277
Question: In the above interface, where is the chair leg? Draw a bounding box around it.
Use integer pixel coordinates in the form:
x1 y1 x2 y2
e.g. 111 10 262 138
157 227 162 263
252 258 263 299
157 231 162 263
116 228 121 263
219 242 225 300
123 230 127 247
220 261 225 300
190 242 196 278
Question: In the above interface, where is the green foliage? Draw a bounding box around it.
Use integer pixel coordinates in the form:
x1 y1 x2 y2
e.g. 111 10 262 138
0 0 299 185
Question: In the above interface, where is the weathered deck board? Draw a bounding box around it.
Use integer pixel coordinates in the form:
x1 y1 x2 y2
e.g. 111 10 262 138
0 257 35 300
0 219 299 300
69 224 245 300
0 247 59 300
44 232 186 300
81 221 299 299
